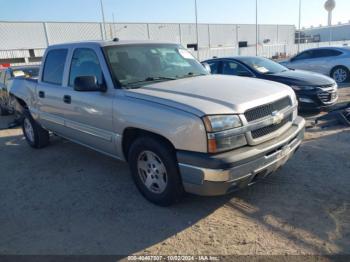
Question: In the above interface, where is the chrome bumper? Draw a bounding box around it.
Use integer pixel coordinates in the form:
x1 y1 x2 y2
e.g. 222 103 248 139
178 117 305 196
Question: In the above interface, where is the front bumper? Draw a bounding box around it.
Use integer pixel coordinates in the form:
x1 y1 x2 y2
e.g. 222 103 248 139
296 89 338 111
177 116 305 196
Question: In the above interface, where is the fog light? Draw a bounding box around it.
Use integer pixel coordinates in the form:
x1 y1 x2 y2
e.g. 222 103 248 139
299 97 315 104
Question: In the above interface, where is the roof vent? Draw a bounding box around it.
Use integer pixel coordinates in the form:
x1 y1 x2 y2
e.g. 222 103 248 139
113 37 119 42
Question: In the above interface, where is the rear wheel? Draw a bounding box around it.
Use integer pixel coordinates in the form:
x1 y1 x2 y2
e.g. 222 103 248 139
22 110 50 148
331 66 349 83
128 136 184 206
0 98 8 116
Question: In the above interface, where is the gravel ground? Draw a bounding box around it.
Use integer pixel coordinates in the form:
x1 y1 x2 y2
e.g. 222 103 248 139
0 86 349 256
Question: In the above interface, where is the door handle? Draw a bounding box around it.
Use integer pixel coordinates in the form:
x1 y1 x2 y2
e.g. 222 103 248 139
63 95 71 104
38 91 45 98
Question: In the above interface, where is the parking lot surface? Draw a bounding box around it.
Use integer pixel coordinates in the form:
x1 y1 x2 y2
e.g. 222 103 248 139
0 86 349 256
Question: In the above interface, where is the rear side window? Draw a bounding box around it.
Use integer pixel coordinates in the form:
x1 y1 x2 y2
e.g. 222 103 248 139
42 49 68 85
0 71 5 84
313 49 342 58
207 61 220 74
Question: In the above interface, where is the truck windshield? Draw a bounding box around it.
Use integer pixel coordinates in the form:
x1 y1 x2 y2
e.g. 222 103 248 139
104 44 208 88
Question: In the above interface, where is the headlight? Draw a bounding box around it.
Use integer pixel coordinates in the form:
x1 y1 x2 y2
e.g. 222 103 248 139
203 115 242 132
203 115 246 153
290 85 316 91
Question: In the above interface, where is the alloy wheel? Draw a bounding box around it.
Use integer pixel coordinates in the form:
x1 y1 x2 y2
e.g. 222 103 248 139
137 150 168 194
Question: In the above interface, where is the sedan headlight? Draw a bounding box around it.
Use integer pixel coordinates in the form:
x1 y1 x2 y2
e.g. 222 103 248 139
203 115 247 153
290 85 316 91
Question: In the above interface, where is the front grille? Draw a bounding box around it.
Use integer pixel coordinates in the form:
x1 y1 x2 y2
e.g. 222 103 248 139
318 91 337 103
244 97 291 122
251 115 291 139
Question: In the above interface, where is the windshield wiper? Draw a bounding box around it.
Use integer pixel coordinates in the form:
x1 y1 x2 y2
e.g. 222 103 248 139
177 72 207 79
124 76 177 88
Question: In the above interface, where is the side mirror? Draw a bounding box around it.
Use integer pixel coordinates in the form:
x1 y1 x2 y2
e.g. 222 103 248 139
74 76 106 92
201 62 211 74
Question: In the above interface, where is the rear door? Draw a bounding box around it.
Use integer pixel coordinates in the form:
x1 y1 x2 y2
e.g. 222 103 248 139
306 49 343 75
36 48 70 135
60 47 116 155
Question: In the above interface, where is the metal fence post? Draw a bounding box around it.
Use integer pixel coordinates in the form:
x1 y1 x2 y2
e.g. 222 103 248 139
147 24 151 40
43 22 49 47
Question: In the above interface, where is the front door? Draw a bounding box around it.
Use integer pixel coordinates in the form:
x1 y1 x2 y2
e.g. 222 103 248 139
61 47 116 155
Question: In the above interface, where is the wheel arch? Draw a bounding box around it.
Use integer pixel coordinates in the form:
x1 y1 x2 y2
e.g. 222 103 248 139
122 127 176 162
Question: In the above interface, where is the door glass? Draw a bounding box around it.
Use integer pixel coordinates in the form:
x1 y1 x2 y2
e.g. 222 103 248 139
0 71 5 84
316 49 342 58
69 48 103 87
4 72 11 86
222 61 251 76
207 61 220 74
42 49 68 85
293 51 312 61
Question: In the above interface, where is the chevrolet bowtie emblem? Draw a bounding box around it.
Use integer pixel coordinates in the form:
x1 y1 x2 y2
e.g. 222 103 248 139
271 111 284 125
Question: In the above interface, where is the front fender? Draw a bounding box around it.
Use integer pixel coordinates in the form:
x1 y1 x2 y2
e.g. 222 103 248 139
114 96 208 155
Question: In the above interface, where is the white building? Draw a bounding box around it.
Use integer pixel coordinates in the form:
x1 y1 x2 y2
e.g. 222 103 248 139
0 21 296 65
300 22 350 43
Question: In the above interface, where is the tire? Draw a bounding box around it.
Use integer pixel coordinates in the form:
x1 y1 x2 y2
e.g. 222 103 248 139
331 66 349 84
22 110 50 149
128 136 184 206
0 98 8 116
0 105 7 116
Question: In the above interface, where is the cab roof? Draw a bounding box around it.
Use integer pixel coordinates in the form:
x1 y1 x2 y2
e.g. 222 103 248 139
48 40 179 49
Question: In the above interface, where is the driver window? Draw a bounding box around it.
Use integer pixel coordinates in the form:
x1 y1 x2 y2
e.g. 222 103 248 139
69 48 103 87
222 61 251 76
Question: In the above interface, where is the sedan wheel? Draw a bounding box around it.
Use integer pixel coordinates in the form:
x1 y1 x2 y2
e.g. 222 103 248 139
332 67 349 83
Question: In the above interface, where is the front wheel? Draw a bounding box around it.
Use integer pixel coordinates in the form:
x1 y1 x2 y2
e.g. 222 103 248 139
331 66 349 83
22 110 50 148
128 136 184 206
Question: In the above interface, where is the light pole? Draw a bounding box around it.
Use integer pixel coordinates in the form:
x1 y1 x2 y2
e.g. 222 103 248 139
236 25 240 55
194 0 200 59
100 0 107 40
112 13 117 38
255 0 258 56
298 0 302 53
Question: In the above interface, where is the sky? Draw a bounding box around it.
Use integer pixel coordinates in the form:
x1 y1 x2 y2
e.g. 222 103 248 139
0 0 349 28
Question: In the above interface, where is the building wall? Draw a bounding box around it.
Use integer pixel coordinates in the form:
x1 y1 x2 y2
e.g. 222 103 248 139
0 21 295 63
302 23 350 42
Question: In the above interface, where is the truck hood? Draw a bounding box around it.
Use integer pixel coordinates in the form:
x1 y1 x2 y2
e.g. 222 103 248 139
125 75 295 116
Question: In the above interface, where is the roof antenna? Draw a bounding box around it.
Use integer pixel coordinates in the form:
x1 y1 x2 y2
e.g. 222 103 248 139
113 37 119 42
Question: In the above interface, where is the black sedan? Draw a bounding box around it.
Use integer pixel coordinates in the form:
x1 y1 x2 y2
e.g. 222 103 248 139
202 56 338 111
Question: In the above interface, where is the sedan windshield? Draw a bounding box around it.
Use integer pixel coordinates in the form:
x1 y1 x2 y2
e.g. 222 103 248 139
104 44 208 88
239 57 288 75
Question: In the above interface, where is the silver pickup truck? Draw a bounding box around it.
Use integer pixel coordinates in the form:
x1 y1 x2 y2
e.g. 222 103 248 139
9 40 305 206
